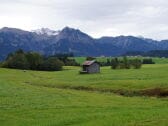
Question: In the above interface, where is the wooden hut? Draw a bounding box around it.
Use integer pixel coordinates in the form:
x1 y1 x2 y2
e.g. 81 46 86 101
80 60 100 74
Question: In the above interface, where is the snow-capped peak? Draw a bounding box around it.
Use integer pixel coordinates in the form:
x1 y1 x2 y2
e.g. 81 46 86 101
32 28 60 36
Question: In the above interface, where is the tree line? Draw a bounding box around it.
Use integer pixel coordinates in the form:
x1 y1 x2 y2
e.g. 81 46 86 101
111 57 142 69
97 57 155 68
124 50 168 58
86 56 143 69
0 50 156 71
1 50 79 71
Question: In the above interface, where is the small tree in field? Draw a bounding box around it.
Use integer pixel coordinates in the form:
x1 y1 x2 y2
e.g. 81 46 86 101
123 56 131 69
111 58 119 69
39 57 64 71
142 58 155 64
4 53 29 69
131 59 142 69
26 52 43 70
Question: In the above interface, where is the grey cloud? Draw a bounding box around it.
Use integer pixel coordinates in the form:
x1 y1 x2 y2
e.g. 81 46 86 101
0 0 168 40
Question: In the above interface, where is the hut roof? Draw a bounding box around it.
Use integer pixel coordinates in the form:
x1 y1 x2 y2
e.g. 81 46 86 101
82 60 96 66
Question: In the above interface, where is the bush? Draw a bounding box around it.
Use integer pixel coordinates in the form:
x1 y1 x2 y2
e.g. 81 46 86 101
4 52 29 69
143 58 155 64
39 57 64 71
111 58 119 69
25 52 43 70
64 59 80 66
48 56 80 66
123 56 131 69
130 59 142 69
0 62 3 67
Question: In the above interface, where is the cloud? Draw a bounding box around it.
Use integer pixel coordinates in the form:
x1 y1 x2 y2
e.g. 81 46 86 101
0 0 168 40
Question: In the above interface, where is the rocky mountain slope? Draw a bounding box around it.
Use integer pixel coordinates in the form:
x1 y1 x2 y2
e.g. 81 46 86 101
0 27 168 60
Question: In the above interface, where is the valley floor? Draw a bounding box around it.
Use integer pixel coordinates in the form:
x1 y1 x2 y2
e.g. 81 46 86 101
0 64 168 126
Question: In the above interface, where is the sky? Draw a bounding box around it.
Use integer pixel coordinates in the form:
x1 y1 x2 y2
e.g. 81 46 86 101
0 0 168 40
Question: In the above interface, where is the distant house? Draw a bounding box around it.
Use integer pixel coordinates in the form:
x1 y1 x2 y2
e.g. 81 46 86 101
80 60 100 74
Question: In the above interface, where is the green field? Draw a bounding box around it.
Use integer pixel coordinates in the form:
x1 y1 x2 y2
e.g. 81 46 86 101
74 57 168 64
0 61 168 125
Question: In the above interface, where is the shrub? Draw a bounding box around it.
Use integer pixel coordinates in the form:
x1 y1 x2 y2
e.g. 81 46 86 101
111 58 119 69
143 58 155 64
39 57 64 71
123 56 131 69
0 62 3 67
4 53 29 69
25 52 43 70
131 59 142 69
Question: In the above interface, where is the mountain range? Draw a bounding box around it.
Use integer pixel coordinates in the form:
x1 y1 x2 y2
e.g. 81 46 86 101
0 26 168 60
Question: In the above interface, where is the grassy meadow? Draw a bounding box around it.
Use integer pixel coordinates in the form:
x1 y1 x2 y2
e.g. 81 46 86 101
0 58 168 126
74 57 168 64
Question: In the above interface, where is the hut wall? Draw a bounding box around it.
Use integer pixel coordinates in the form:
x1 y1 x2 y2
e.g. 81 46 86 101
88 63 100 73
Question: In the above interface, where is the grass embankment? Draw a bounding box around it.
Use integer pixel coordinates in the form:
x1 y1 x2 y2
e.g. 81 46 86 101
0 63 168 125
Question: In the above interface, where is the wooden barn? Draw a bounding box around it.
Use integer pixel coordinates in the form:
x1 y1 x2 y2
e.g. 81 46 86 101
80 60 100 74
